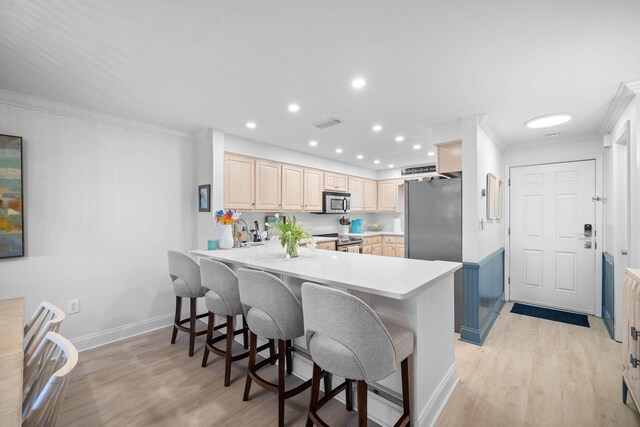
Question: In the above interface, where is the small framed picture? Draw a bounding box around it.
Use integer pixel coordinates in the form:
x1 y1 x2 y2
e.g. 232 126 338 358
198 184 211 212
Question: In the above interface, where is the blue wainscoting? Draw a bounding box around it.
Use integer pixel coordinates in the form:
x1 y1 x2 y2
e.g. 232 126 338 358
460 248 505 346
602 252 615 339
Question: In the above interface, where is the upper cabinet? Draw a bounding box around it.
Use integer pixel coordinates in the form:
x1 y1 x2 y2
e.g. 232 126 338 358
304 169 324 211
377 179 404 212
255 159 281 211
281 164 304 211
324 172 348 192
363 180 378 212
349 177 364 211
224 153 255 210
436 140 462 174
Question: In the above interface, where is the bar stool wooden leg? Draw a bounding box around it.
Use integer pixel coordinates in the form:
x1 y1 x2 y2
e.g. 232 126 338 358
397 357 412 427
171 296 182 344
323 372 333 397
201 312 214 367
269 339 276 364
188 298 197 357
345 379 353 411
242 315 249 349
285 339 293 375
243 332 257 401
306 363 322 427
277 339 286 427
224 315 234 387
357 380 368 427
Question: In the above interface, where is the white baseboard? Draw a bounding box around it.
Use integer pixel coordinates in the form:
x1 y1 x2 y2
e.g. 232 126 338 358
71 313 175 352
418 362 460 427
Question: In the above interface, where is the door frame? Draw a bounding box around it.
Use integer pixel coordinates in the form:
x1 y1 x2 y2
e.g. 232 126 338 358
504 155 604 316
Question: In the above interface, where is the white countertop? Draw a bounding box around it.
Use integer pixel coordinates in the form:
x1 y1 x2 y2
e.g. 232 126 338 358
343 231 404 237
190 245 460 300
312 236 337 243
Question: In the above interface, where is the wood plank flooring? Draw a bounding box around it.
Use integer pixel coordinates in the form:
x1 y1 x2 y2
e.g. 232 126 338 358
58 303 640 426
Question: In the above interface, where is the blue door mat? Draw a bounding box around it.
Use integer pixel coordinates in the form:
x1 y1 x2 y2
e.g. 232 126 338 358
510 303 590 327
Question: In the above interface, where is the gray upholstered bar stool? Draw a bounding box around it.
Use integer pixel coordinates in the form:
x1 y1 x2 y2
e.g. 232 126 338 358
301 282 414 427
200 258 272 387
167 251 208 357
237 268 314 427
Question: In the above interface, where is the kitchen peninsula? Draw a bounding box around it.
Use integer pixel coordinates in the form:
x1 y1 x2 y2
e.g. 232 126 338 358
190 245 461 426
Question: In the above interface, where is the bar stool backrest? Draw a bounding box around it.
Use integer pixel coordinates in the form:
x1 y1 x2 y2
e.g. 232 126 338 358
200 258 242 316
167 251 203 298
24 301 65 365
301 282 396 383
22 331 78 427
237 268 304 340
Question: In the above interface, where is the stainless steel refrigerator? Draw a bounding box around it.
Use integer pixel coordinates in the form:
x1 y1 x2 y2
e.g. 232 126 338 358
405 177 463 331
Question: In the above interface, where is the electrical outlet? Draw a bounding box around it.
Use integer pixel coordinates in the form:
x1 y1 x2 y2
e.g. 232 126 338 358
67 299 80 314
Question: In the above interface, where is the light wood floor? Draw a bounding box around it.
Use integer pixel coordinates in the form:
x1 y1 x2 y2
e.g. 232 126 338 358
59 303 640 426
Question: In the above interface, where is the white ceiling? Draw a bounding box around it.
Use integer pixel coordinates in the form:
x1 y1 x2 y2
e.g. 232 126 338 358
1 0 639 170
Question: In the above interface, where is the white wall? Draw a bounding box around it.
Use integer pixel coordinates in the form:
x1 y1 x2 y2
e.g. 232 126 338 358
476 126 504 260
0 98 197 350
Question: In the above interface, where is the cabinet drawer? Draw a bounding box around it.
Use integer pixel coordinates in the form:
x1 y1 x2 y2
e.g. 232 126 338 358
316 241 336 251
371 236 382 245
362 245 372 254
383 235 396 244
395 236 405 244
362 237 372 246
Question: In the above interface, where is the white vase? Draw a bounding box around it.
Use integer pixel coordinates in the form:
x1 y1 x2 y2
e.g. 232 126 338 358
218 224 234 249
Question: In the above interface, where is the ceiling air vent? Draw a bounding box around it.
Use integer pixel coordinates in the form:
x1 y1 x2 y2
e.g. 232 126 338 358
313 117 343 129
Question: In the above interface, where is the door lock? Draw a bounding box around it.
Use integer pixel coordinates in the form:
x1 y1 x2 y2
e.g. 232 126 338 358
584 241 592 249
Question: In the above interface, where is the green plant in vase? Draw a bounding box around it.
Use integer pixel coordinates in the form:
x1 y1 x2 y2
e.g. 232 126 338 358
267 213 313 258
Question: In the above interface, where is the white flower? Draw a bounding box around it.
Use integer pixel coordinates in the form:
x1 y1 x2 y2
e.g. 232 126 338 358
285 253 290 259
274 213 279 218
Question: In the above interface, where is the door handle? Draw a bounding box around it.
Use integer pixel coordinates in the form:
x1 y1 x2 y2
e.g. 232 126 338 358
622 250 629 255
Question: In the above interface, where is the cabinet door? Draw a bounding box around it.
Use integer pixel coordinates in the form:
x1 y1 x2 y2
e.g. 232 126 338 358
363 180 378 212
383 243 396 257
316 241 336 251
281 164 304 211
362 245 372 254
335 175 348 192
396 245 405 258
437 140 462 174
324 173 337 190
349 177 364 211
378 180 398 212
304 168 324 211
372 245 383 256
224 153 255 210
255 159 281 211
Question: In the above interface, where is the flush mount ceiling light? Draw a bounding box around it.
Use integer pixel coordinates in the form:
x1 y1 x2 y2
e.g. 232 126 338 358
373 160 380 164
413 144 421 150
288 104 300 113
356 154 363 159
351 78 366 89
525 113 571 128
372 124 382 132
309 140 318 146
335 148 343 154
395 136 404 142
388 164 394 168
427 151 435 156
246 122 256 129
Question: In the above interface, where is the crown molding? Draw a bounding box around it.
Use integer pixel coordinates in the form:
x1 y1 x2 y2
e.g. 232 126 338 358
503 133 602 153
478 114 507 150
600 79 640 135
0 89 196 142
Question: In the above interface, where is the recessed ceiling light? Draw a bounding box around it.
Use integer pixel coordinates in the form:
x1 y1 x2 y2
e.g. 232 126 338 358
427 151 435 156
373 160 380 164
309 140 318 146
335 148 343 154
372 124 382 132
356 154 363 159
395 136 404 142
388 164 394 168
413 144 421 150
351 78 366 89
288 104 300 113
246 122 256 129
525 113 571 128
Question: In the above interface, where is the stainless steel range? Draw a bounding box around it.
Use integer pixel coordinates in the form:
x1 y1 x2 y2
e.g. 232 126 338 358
313 233 363 253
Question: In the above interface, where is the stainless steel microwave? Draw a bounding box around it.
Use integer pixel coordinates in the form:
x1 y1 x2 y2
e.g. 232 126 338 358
322 191 351 213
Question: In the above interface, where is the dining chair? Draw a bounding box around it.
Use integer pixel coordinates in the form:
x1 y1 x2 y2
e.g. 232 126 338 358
23 301 65 389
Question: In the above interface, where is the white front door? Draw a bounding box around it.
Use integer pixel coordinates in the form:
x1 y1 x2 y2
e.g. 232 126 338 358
510 160 596 314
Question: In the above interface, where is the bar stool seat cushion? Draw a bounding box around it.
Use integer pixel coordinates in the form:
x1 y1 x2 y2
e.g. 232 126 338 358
205 291 243 316
173 278 207 298
384 323 414 365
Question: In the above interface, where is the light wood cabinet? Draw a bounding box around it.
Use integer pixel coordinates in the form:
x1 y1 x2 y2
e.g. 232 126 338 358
437 140 462 174
224 153 255 210
349 177 364 211
316 241 336 251
396 245 405 258
324 172 348 192
623 268 640 411
378 180 404 212
255 159 281 211
304 168 323 211
383 243 396 257
372 245 383 256
281 164 304 211
363 180 378 212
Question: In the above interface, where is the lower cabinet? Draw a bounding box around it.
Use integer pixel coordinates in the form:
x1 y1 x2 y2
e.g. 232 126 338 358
623 268 640 411
316 241 336 251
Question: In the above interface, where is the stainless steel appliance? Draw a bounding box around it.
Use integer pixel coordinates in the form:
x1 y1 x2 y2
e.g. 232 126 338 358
405 177 463 331
322 191 351 214
312 233 362 253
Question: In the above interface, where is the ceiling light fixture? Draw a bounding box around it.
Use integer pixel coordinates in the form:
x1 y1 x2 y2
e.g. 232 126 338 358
526 113 571 128
373 160 380 164
246 122 256 129
372 124 382 132
335 148 343 154
288 104 300 113
356 154 363 159
395 136 404 142
413 144 421 150
388 164 394 168
309 140 318 146
427 151 435 156
351 78 366 89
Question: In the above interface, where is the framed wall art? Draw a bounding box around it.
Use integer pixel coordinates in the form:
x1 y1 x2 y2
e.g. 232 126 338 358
0 134 24 258
198 184 211 212
486 173 497 220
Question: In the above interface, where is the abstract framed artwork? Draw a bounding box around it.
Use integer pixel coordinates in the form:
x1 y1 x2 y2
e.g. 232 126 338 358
198 184 211 212
486 173 497 219
0 134 24 258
